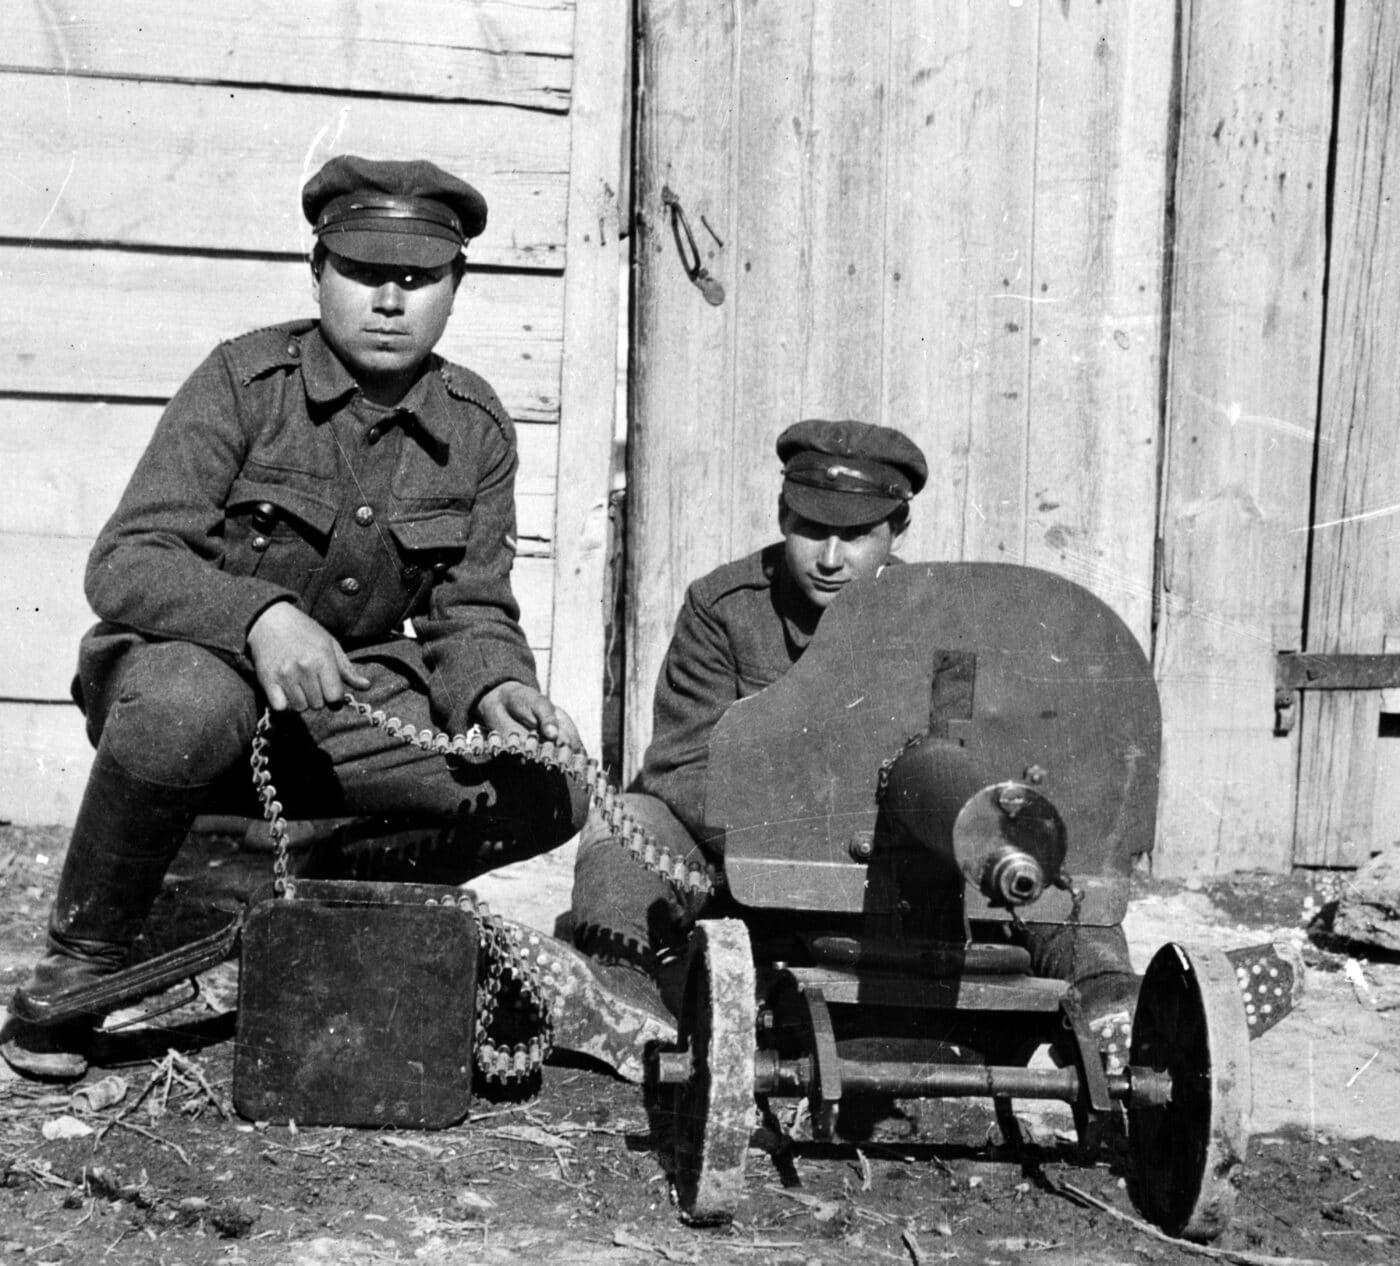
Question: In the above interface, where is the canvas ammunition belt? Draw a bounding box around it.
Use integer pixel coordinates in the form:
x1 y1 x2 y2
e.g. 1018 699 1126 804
248 695 719 1084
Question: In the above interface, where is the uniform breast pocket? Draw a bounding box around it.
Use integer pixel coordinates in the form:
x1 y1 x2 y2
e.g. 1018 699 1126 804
387 510 472 613
225 476 338 585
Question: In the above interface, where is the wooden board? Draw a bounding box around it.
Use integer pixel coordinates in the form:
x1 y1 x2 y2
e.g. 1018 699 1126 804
0 247 563 422
549 0 630 755
1024 2 1172 646
0 400 559 546
627 0 740 775
727 2 892 551
1 71 569 271
7 0 574 112
1153 0 1331 875
0 536 556 703
1295 2 1400 866
881 0 1038 570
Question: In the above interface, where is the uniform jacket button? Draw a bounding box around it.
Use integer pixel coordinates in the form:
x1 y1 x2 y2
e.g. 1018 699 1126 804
366 426 382 445
339 576 362 596
251 535 271 552
355 505 375 526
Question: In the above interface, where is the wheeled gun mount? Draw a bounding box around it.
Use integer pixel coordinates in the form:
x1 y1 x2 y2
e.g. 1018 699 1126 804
879 734 1068 909
658 564 1304 1242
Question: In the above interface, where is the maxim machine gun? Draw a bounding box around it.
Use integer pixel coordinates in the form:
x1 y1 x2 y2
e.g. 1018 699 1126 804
651 562 1297 1242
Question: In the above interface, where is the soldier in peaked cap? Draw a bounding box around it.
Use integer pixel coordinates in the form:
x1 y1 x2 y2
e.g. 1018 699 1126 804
570 420 927 1003
570 419 1141 1063
3 155 669 1083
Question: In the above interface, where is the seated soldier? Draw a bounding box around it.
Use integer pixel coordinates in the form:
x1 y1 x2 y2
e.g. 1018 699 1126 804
571 419 1140 1062
1 154 668 1083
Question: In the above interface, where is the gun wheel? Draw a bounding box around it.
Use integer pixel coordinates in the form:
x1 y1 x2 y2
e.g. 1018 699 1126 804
1128 942 1251 1242
671 918 756 1225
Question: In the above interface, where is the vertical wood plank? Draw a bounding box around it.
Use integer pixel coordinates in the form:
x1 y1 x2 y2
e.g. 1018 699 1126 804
727 1 892 552
627 0 740 774
1155 0 1331 875
1296 0 1400 866
1027 0 1174 646
551 0 630 755
881 0 1039 566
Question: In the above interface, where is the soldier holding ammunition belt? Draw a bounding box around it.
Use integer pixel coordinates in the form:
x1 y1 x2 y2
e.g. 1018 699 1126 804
571 419 1141 1062
1 155 668 1082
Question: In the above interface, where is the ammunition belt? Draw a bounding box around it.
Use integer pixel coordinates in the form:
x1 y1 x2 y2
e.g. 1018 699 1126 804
248 695 719 1085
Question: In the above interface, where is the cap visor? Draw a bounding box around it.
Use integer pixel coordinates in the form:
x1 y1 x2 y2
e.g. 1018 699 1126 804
783 481 901 528
322 230 459 268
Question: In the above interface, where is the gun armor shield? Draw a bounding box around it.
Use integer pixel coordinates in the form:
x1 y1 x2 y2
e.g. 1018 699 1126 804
706 563 1160 925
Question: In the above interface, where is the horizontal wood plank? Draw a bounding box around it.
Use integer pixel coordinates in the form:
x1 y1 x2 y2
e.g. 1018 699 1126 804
1 71 568 270
0 400 559 544
0 247 563 422
0 535 556 702
0 702 92 826
7 0 574 111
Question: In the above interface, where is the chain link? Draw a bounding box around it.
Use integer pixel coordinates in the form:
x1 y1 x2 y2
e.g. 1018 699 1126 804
249 696 721 1084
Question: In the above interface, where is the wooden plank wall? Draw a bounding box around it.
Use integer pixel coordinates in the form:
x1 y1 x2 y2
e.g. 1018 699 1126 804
0 0 626 824
1295 2 1400 865
629 0 1389 876
629 1 1173 788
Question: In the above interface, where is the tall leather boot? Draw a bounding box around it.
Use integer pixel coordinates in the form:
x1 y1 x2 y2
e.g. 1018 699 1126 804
1 752 206 1080
1020 922 1140 1073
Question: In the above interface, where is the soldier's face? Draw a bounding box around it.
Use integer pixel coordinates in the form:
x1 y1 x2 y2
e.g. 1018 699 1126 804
780 507 904 610
314 252 459 395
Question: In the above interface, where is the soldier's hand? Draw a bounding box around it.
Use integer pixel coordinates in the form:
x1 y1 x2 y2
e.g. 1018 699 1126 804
247 601 372 712
477 680 584 752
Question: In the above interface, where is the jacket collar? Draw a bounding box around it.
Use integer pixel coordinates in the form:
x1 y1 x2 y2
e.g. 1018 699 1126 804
300 324 449 445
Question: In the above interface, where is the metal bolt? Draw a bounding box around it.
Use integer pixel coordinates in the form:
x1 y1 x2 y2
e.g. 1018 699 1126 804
848 830 876 862
997 783 1031 817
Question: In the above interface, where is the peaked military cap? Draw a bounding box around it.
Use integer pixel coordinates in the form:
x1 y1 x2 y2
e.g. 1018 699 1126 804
777 419 928 527
302 155 487 268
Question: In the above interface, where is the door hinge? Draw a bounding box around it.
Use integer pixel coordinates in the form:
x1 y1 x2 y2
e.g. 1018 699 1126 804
1273 652 1400 734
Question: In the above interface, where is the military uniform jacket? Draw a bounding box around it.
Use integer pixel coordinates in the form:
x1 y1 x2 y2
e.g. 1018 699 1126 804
78 320 536 734
633 544 815 844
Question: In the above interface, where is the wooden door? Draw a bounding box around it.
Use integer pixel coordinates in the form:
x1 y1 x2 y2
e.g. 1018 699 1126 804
1294 3 1400 867
629 0 1174 795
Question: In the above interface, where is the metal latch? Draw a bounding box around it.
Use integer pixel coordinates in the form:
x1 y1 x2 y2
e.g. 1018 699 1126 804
1274 651 1400 734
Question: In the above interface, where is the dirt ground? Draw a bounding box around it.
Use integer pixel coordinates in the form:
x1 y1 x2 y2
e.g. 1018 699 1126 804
2 822 1398 1266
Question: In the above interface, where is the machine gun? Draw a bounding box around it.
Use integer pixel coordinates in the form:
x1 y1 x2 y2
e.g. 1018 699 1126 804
652 562 1300 1243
